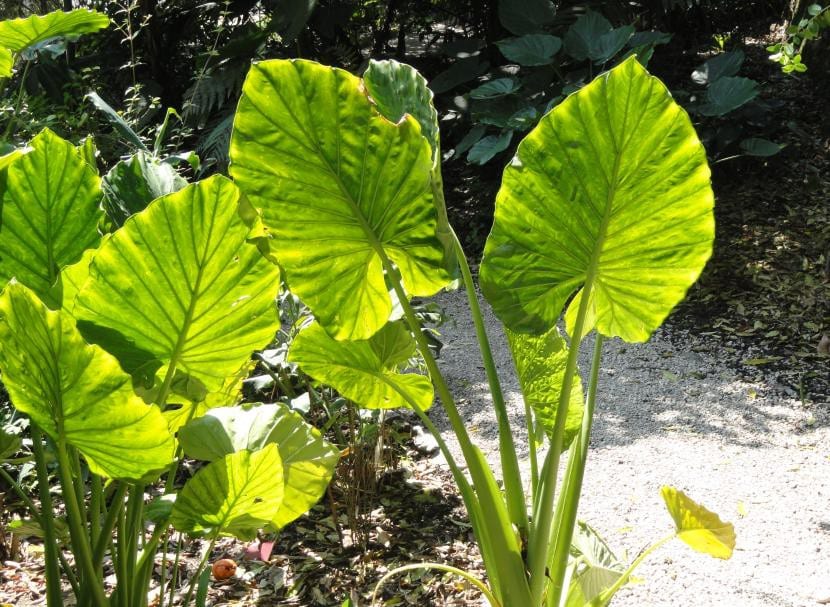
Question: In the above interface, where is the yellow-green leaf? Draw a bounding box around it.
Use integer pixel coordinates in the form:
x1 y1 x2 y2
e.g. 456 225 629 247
0 9 109 53
661 486 735 559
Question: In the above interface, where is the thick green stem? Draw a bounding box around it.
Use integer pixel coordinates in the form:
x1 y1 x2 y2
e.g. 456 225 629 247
28 426 62 607
55 438 109 607
527 284 594 603
92 482 128 565
452 232 528 537
384 265 531 605
547 334 604 606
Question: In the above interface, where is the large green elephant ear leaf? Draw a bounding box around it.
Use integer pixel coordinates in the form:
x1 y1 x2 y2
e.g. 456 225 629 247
363 59 459 282
178 402 339 529
506 325 583 451
288 320 433 411
0 128 102 308
661 486 735 559
480 56 714 342
0 281 173 479
0 147 28 172
229 59 451 341
0 9 109 53
74 175 280 396
171 444 284 540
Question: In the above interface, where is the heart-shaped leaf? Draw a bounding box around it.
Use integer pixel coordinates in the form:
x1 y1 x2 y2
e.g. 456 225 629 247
0 129 102 308
468 130 513 165
75 175 280 393
230 59 451 340
661 486 735 559
0 9 109 53
171 444 284 540
497 35 562 66
178 402 339 529
506 325 583 451
470 77 522 99
691 49 744 86
739 137 783 157
289 321 433 411
480 57 714 342
0 281 174 479
698 76 758 116
564 11 633 64
566 521 626 606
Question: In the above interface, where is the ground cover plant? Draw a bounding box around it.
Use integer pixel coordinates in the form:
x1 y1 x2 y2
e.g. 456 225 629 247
0 8 745 607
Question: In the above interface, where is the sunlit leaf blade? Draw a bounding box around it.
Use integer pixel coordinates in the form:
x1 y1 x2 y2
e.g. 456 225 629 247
566 521 626 607
289 321 433 411
58 237 105 316
0 47 12 78
102 151 187 226
0 128 102 307
0 425 21 460
75 175 280 393
661 486 736 559
229 59 451 341
363 59 459 281
0 9 109 53
480 57 714 342
178 402 339 529
171 444 284 540
0 282 174 479
506 325 583 451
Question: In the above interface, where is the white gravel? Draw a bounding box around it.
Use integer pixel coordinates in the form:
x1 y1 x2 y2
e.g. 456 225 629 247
424 288 830 607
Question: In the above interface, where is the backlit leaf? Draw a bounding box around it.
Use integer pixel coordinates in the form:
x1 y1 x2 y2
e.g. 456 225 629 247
171 444 284 540
0 9 109 53
0 47 11 78
230 59 451 340
480 57 714 342
75 175 280 394
506 325 583 450
0 128 102 307
178 402 339 529
289 321 433 411
0 282 173 479
661 486 735 559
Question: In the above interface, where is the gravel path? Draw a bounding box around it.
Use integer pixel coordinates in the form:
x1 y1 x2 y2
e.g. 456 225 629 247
426 289 830 607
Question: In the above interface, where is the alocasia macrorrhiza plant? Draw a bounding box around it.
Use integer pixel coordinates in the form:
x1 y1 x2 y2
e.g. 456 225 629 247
228 55 735 605
0 121 338 607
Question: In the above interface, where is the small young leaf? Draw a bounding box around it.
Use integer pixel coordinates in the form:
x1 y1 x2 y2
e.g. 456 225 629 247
179 402 339 529
467 130 513 164
661 486 736 559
